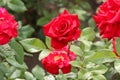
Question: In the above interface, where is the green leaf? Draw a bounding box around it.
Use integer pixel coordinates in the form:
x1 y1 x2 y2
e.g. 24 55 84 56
37 17 51 26
78 65 107 80
81 27 95 41
7 0 27 12
80 1 91 10
74 9 87 21
0 44 15 58
88 65 108 74
32 65 45 80
0 70 4 80
64 72 77 79
9 39 24 64
22 25 35 37
114 58 120 74
37 10 51 26
0 63 8 73
45 37 51 49
6 67 16 78
25 71 36 80
93 41 106 49
105 67 117 80
15 79 25 80
18 25 35 40
74 41 85 51
70 61 82 68
78 39 92 51
84 51 95 60
89 50 116 64
88 18 96 29
6 57 28 69
56 70 67 80
92 74 106 80
78 69 92 80
20 38 46 53
116 38 120 56
0 0 7 6
43 75 55 80
0 63 8 79
39 49 51 61
43 10 51 17
70 45 83 56
10 69 22 79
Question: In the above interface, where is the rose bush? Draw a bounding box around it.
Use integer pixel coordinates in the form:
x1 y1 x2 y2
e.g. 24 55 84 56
1 0 120 80
43 9 81 49
0 8 18 45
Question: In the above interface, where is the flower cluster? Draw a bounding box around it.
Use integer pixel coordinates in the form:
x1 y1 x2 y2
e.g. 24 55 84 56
42 9 80 74
0 8 18 45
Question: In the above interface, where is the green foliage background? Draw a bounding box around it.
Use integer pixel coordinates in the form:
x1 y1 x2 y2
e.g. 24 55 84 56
1 0 120 80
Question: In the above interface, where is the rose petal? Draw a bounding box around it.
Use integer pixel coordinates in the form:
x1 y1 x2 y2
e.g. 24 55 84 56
51 38 68 49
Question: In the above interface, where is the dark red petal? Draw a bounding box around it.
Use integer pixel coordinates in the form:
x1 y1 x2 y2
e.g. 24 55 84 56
61 9 69 15
51 38 68 49
43 19 56 36
0 33 11 45
61 64 71 74
108 9 120 23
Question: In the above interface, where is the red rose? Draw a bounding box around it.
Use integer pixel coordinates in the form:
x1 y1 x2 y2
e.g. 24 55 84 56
0 8 18 45
42 49 76 74
43 9 81 49
55 46 76 60
112 38 119 57
94 0 120 40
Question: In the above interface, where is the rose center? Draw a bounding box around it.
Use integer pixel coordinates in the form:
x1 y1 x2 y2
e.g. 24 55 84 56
60 22 67 29
0 18 4 24
54 56 64 61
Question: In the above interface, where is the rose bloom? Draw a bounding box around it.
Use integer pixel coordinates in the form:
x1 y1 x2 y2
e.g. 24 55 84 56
43 9 81 49
94 0 120 40
42 49 76 74
0 8 18 45
55 46 76 61
112 38 119 57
